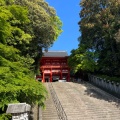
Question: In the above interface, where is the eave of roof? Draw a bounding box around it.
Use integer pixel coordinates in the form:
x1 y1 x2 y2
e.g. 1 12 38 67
42 51 68 57
6 103 31 114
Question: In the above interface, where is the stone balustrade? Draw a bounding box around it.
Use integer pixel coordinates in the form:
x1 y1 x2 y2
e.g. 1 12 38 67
88 74 120 97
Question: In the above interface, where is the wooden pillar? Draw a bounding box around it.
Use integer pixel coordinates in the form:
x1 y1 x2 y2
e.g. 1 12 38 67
50 70 52 82
67 69 70 82
42 71 45 82
60 69 62 79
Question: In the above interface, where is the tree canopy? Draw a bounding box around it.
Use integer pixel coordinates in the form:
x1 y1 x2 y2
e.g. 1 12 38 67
68 0 120 77
0 0 62 119
14 0 63 73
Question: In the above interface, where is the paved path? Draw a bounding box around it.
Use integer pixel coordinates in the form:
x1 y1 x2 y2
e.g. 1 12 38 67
42 82 120 120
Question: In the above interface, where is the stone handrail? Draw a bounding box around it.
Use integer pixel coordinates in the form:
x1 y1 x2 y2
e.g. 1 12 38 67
48 83 68 120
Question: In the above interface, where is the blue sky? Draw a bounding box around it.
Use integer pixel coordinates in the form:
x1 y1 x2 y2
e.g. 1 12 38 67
45 0 81 55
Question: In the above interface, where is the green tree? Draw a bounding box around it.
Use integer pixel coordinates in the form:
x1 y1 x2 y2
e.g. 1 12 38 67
78 0 120 76
14 0 63 73
0 2 47 119
68 45 97 74
0 0 63 118
0 43 47 119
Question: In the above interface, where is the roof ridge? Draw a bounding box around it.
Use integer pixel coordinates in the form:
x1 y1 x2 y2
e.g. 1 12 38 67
42 50 68 57
43 50 67 52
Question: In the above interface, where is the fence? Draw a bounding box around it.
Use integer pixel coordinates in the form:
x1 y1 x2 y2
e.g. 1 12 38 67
88 74 120 97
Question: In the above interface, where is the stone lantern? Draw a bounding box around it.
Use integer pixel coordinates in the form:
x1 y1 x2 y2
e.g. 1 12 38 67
6 103 31 120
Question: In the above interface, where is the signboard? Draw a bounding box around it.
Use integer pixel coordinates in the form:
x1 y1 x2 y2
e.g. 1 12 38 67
44 70 50 73
52 70 60 73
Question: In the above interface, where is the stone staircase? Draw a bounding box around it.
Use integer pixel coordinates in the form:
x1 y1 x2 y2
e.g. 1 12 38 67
41 83 59 120
41 82 120 120
52 82 120 120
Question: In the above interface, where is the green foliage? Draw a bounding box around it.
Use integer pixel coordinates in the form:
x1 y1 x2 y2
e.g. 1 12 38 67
0 44 48 119
68 46 98 73
14 0 63 72
77 0 120 76
0 1 62 119
0 113 11 120
96 74 120 83
9 5 30 24
0 3 32 46
0 6 13 43
15 0 63 49
0 1 49 119
69 0 120 78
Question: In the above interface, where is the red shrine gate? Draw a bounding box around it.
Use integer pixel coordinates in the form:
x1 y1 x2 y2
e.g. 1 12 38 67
39 51 70 82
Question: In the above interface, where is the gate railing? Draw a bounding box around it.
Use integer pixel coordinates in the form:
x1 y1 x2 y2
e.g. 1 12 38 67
48 83 68 120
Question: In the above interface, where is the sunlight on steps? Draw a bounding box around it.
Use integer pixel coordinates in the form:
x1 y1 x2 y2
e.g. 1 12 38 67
41 82 120 120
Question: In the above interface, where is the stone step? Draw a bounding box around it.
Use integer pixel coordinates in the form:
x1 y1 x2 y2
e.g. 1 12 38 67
41 82 120 120
41 83 59 120
51 82 120 120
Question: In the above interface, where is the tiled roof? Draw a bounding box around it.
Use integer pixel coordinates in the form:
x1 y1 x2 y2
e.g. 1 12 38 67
6 103 31 113
43 51 68 57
